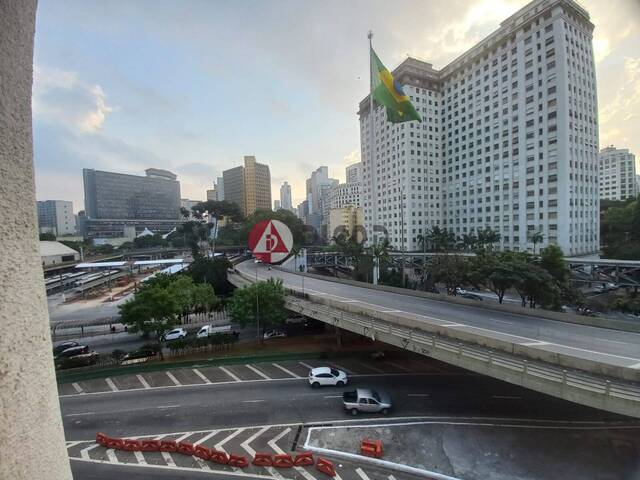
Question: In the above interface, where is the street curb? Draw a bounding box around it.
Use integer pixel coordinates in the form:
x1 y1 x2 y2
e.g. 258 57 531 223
303 445 463 480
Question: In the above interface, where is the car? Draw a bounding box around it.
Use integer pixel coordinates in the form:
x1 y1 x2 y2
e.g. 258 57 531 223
52 341 80 356
162 328 187 341
54 345 90 359
263 329 287 340
342 388 392 416
455 287 468 295
308 367 348 388
460 292 483 301
56 351 98 370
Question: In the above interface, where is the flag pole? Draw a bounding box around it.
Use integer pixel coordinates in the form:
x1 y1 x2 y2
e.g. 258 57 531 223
368 31 379 285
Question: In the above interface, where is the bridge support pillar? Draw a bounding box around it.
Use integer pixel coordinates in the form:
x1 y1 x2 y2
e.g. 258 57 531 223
335 326 343 348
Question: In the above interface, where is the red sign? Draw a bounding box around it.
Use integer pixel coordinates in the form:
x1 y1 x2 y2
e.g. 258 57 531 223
248 219 293 264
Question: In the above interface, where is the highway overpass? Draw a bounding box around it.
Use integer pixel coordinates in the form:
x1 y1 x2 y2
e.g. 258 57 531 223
231 260 640 418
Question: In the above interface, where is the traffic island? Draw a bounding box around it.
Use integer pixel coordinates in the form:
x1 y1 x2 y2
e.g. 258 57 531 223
303 418 640 480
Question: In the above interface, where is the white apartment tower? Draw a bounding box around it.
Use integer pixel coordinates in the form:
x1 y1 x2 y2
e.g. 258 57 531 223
359 0 599 255
346 162 362 184
599 146 637 201
280 181 293 211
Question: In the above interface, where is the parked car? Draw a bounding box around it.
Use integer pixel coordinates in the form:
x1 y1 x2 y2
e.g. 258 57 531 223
263 329 287 340
343 388 392 416
162 328 187 341
52 341 80 356
122 345 158 361
56 351 98 370
460 292 483 301
197 324 233 338
455 287 467 295
308 367 348 388
54 345 90 359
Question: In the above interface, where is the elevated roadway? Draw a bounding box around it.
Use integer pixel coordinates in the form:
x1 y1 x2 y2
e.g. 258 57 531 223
233 261 640 417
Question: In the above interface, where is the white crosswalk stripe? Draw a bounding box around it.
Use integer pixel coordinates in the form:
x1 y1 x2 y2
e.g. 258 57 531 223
192 368 211 384
272 363 301 378
246 364 271 380
219 366 241 382
356 468 371 480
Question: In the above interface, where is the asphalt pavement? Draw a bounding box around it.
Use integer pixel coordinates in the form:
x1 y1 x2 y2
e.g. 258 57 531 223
237 262 640 369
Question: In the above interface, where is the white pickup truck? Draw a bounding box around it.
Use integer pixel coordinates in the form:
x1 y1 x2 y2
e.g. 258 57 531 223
342 388 392 416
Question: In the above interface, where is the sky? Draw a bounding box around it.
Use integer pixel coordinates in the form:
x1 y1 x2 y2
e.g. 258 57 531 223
33 0 640 211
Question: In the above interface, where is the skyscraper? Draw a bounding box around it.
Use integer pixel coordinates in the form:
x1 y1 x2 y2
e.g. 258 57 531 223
37 200 76 236
222 156 272 216
346 162 362 184
360 0 599 256
599 146 637 201
280 181 293 211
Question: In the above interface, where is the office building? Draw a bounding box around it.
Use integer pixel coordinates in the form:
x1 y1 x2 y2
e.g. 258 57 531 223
37 200 76 236
329 206 364 243
346 162 362 184
274 199 281 210
82 168 181 238
599 146 637 201
359 0 599 255
330 182 361 209
222 156 271 216
280 181 293 211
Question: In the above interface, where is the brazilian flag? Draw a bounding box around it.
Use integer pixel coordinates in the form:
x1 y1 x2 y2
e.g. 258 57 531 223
370 47 422 123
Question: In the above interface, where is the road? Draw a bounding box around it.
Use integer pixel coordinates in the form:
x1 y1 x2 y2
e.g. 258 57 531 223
237 261 640 370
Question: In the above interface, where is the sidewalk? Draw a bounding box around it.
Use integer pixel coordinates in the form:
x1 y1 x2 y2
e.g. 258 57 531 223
304 419 640 480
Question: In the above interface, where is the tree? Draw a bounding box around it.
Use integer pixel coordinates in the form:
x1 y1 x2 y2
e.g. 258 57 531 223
430 254 471 295
476 227 500 252
39 232 56 241
227 279 286 341
186 256 233 295
539 244 569 287
460 233 478 252
133 233 167 249
529 231 544 255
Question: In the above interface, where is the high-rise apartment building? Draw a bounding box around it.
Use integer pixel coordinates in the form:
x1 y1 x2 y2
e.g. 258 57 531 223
37 200 76 236
346 162 362 184
222 156 272 216
280 181 293 211
599 146 637 201
330 183 361 209
360 0 599 255
274 200 281 210
82 168 181 238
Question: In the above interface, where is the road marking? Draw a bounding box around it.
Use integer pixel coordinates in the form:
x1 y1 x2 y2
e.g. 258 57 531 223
72 382 84 394
79 443 100 460
299 361 314 370
492 319 514 325
389 476 398 480
105 447 118 463
156 405 180 409
324 395 342 399
272 363 301 378
215 428 246 453
165 371 181 386
630 362 640 369
137 374 151 389
520 341 550 346
246 364 271 380
380 309 401 313
219 366 241 382
192 368 211 384
267 427 291 452
175 432 193 442
154 434 176 467
339 300 358 303
194 430 219 446
407 393 430 397
331 363 354 374
133 450 146 465
240 426 270 456
440 323 464 327
242 399 265 403
493 395 522 400
65 412 95 417
356 468 371 480
105 378 118 392
65 441 84 449
384 361 411 372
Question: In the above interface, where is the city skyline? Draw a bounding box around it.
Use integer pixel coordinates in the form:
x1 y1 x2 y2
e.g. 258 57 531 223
32 0 640 211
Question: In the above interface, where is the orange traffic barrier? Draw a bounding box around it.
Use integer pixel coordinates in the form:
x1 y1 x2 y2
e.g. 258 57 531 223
177 442 195 456
360 439 383 458
95 432 109 447
252 452 273 467
123 439 142 451
228 454 249 468
160 439 178 452
140 440 161 452
194 445 211 460
272 454 294 468
315 457 336 477
106 438 124 450
293 451 314 467
209 450 229 465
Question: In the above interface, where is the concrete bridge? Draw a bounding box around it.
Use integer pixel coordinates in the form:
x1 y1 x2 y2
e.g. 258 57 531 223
230 260 640 418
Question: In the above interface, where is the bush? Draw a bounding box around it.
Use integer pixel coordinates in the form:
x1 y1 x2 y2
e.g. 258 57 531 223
111 349 126 362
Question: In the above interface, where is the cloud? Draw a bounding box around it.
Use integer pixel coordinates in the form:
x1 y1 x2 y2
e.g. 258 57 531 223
33 66 113 134
600 57 640 150
343 150 361 166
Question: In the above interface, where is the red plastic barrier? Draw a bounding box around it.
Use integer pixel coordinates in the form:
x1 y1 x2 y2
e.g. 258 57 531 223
315 457 336 477
209 450 229 465
106 438 124 450
177 442 195 456
228 454 249 468
194 445 211 460
253 452 273 467
273 454 294 468
360 439 383 458
140 440 161 452
293 451 314 467
95 432 109 447
123 439 142 451
160 439 178 452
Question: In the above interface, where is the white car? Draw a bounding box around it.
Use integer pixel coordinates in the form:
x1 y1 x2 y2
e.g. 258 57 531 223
263 329 287 340
308 367 348 388
162 328 187 341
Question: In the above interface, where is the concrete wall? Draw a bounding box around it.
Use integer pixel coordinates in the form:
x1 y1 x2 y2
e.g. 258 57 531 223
0 2 73 478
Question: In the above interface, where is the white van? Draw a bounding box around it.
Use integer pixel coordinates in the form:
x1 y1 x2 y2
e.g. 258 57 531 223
197 324 232 338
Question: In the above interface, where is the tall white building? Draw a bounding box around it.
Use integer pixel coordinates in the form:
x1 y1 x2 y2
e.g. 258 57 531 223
360 0 599 255
599 146 637 201
37 200 76 236
346 162 362 184
330 183 361 209
280 181 293 211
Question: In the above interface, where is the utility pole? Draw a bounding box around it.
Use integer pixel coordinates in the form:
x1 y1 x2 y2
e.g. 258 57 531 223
399 182 405 288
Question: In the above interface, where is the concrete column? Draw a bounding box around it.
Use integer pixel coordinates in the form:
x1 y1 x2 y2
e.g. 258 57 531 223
0 1 73 479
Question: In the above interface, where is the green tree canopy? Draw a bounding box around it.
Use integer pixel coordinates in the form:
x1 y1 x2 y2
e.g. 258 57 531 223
227 279 286 337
